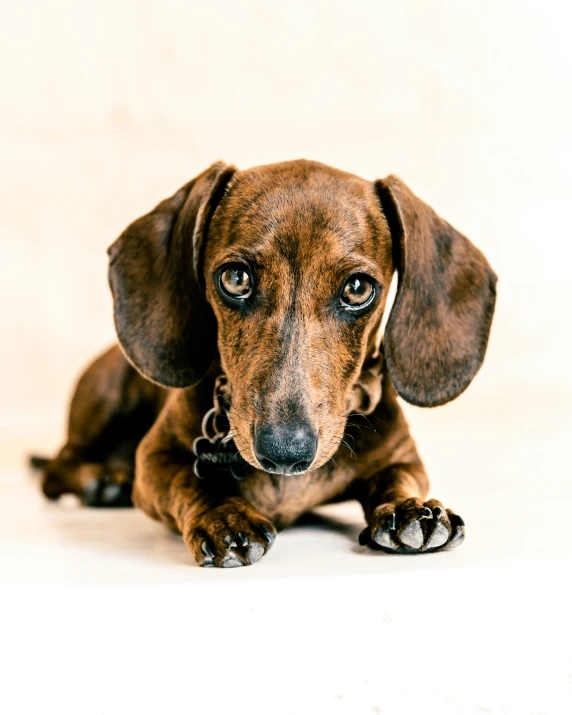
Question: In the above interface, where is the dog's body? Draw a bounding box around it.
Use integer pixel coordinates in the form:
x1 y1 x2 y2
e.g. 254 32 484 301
38 160 497 567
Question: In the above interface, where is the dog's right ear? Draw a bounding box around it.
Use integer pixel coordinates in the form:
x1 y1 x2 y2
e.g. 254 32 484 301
108 161 236 388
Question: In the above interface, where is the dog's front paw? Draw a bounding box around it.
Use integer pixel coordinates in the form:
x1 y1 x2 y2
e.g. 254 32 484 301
185 498 276 568
359 498 465 553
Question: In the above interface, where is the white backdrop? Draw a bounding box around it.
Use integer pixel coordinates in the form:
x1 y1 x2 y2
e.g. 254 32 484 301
2 0 571 431
2 4 572 714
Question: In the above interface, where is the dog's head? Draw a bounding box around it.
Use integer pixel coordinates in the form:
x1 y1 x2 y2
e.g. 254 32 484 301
108 160 497 474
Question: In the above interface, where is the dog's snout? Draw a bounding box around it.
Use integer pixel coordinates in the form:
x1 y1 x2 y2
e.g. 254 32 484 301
254 423 318 475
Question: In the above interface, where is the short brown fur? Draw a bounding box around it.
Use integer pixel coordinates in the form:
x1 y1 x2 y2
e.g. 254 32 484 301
37 160 497 566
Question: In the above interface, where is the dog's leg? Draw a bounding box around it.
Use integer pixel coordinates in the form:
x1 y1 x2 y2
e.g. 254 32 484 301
351 373 465 554
37 345 165 507
134 385 276 568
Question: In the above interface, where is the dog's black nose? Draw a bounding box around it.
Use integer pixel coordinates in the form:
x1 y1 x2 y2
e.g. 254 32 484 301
254 423 318 475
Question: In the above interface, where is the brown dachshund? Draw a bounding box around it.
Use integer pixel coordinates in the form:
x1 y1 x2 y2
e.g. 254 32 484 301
36 160 497 567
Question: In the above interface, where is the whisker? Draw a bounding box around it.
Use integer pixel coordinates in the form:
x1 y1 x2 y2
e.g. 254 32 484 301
347 412 381 436
344 421 364 435
220 396 251 424
341 440 356 459
368 414 389 430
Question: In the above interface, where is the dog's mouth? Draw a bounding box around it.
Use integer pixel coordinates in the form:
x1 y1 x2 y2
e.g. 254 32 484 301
256 460 310 476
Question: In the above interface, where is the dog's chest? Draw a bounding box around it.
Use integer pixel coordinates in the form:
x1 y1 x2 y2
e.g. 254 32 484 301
237 463 355 529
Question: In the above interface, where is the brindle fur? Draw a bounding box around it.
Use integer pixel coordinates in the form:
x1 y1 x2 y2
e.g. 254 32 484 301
37 160 496 567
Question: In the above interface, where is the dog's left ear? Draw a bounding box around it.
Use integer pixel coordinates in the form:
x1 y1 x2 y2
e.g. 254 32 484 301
108 161 236 388
375 175 497 407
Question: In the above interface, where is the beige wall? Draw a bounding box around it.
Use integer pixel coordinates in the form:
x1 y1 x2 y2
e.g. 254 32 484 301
1 1 571 447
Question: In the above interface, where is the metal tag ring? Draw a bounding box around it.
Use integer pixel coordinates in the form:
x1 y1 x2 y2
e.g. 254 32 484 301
200 407 218 441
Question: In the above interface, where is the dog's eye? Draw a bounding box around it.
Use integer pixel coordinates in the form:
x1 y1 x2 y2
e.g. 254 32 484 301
220 265 252 299
341 275 375 309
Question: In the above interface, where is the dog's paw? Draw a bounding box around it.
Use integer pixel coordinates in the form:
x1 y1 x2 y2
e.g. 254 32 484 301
40 458 134 508
80 469 134 508
185 499 276 568
359 498 465 554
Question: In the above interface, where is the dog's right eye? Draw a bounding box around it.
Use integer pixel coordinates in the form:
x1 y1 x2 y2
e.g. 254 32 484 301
219 264 253 299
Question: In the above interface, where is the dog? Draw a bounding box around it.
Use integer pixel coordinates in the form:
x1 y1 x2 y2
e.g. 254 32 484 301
35 159 497 567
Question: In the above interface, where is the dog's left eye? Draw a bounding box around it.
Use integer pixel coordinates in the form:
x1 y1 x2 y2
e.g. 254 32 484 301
341 275 376 309
219 264 253 299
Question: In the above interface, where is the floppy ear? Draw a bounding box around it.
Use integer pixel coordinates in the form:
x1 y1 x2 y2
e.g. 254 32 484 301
108 161 236 388
375 175 497 407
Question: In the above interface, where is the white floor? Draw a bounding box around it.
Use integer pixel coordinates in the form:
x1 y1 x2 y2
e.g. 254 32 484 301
1 387 571 715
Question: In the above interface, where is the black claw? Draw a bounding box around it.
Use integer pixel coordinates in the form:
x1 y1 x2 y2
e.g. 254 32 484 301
201 540 215 558
81 474 133 508
223 533 237 548
419 507 433 519
386 512 396 530
237 531 250 547
358 527 369 545
81 480 101 507
256 524 276 544
101 483 122 503
99 480 132 507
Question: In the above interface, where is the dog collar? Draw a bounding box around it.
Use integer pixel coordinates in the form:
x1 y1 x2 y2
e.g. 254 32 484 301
191 375 252 481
